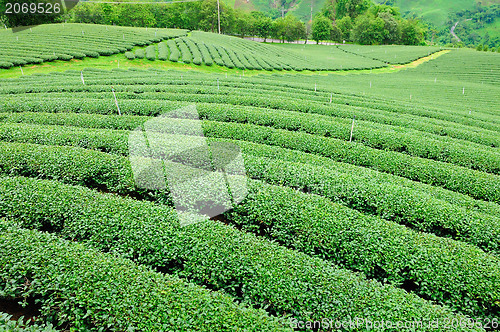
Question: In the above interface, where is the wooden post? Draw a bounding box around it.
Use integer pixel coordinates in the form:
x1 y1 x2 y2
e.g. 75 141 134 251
349 116 356 142
112 87 122 116
329 93 332 103
19 66 23 75
81 71 85 85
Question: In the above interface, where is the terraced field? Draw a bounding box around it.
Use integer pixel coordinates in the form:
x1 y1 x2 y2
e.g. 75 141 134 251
128 31 405 71
336 44 442 64
0 23 187 69
0 25 499 331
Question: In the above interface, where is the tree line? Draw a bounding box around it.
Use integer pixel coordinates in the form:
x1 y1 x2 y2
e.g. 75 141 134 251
313 0 426 45
1 0 426 45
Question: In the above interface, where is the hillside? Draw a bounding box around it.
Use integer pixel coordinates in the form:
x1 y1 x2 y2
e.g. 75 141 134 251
374 0 500 46
0 23 499 331
226 0 327 21
376 0 479 26
223 0 500 46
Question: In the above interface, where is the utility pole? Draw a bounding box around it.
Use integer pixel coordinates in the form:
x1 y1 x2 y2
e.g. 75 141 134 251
217 0 221 34
282 6 284 18
310 0 313 22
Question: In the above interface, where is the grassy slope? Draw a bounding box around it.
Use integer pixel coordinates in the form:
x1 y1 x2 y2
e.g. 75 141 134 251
222 0 326 21
375 0 500 45
0 43 450 79
475 15 500 40
270 48 500 113
377 0 477 26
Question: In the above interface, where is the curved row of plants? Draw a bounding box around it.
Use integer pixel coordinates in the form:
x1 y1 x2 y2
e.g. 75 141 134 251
2 86 497 147
0 141 499 319
0 176 487 330
1 111 498 218
1 120 498 204
0 24 186 68
0 221 286 331
1 95 498 173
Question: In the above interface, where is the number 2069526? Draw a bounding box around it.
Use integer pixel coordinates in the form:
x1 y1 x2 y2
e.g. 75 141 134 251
5 2 61 14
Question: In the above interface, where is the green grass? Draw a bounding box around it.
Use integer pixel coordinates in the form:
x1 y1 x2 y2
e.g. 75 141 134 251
375 0 477 26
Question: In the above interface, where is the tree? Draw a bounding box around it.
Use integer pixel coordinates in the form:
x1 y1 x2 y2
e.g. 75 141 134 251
233 9 253 38
321 0 337 20
117 4 156 27
378 11 401 44
336 0 348 19
271 17 287 42
345 0 370 19
352 14 384 45
253 14 272 41
400 19 425 45
476 44 483 51
283 14 306 42
198 0 234 33
70 3 107 25
331 23 342 42
483 44 489 51
312 15 332 43
336 16 352 41
369 4 399 17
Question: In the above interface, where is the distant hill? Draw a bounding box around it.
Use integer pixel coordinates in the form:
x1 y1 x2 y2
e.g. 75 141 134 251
226 0 327 21
230 0 500 46
374 0 479 26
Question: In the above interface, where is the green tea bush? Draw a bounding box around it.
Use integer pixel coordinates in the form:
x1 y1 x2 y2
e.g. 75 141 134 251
0 141 497 319
176 38 192 64
0 312 56 332
145 45 156 61
0 176 481 330
227 181 500 319
0 223 286 331
167 39 180 62
124 51 135 60
158 42 169 60
134 49 145 59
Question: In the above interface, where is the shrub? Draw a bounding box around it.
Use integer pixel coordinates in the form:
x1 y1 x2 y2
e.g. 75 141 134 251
158 42 169 60
0 61 13 69
135 49 145 59
145 45 156 61
0 176 481 330
0 312 56 331
125 51 135 60
56 53 73 60
0 222 286 331
167 39 180 62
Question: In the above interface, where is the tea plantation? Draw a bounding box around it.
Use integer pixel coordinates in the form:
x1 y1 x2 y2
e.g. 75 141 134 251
0 24 499 331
